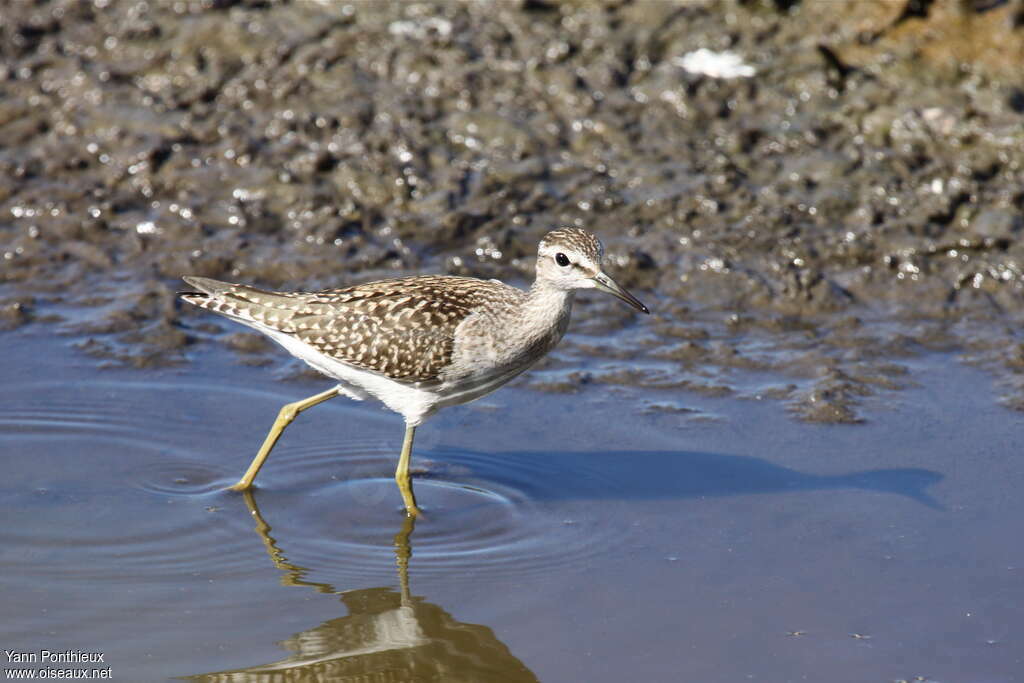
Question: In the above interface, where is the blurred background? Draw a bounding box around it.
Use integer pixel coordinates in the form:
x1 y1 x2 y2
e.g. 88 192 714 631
2 2 1024 681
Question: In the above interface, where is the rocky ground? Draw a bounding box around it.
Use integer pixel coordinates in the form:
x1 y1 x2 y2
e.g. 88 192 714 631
2 0 1024 422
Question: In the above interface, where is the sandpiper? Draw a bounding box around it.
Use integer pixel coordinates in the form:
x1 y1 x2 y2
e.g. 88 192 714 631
181 227 649 516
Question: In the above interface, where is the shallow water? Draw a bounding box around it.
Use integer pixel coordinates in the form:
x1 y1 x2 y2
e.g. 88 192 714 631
2 329 1022 682
3 2 1024 680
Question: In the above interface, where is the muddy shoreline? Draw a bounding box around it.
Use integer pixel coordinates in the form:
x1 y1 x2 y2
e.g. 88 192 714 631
2 0 1024 421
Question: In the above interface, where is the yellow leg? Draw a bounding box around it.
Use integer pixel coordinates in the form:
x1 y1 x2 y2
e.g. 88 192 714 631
395 424 422 517
228 387 340 491
393 514 416 605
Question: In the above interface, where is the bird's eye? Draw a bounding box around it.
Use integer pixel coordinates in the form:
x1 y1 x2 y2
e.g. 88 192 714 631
555 253 570 267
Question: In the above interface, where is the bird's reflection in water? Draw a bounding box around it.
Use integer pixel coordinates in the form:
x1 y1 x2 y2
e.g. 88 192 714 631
188 492 538 683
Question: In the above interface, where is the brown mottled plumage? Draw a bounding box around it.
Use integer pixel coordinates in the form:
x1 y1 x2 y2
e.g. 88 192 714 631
541 226 603 265
180 228 648 516
181 275 520 383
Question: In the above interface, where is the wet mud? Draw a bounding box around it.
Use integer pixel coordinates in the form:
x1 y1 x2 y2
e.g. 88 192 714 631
2 0 1024 424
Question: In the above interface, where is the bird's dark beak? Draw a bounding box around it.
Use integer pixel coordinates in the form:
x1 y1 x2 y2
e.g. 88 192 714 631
591 271 650 314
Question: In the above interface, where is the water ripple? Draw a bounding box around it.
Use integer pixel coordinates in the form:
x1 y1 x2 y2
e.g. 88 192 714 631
0 382 283 584
1 380 630 591
239 439 628 585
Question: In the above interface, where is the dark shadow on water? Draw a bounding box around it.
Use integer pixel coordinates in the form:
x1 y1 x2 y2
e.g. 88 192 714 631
183 491 538 683
425 448 946 511
172 450 938 679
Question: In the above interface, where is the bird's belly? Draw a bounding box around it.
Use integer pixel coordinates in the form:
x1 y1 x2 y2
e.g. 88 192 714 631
432 364 530 411
435 319 567 411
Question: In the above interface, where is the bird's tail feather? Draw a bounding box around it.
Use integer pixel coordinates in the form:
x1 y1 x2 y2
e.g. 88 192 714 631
178 276 305 329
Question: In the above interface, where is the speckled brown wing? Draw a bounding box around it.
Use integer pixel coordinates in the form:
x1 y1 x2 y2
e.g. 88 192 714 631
293 276 496 382
181 275 516 383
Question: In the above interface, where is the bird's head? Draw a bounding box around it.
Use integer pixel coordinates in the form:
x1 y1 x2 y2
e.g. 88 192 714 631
536 227 649 314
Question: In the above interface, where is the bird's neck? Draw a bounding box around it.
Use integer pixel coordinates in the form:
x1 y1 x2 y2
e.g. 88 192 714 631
523 280 575 336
